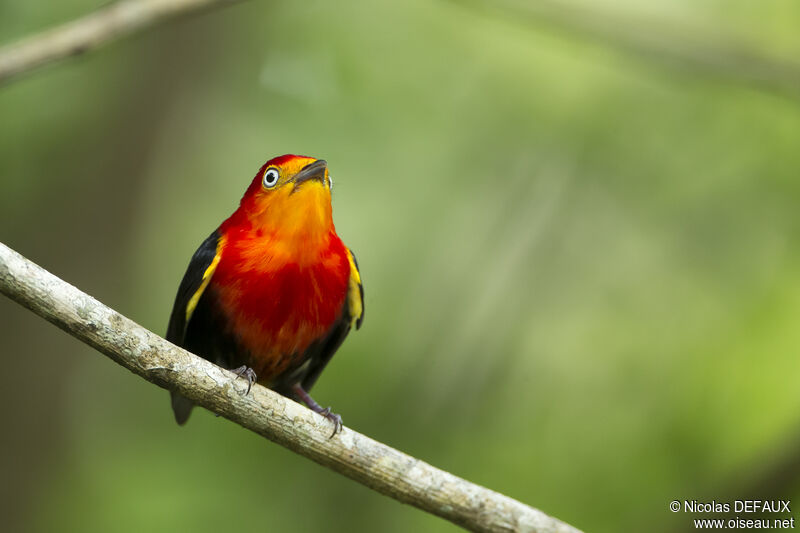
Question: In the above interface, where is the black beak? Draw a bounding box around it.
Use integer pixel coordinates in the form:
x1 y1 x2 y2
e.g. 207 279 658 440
292 159 328 187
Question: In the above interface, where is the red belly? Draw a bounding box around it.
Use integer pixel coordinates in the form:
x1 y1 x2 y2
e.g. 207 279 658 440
210 232 350 381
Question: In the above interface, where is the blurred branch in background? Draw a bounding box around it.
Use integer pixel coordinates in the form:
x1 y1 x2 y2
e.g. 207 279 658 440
0 0 247 85
0 241 583 533
456 0 800 99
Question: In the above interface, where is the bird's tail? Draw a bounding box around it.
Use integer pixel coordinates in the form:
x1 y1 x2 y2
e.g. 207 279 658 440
170 390 194 425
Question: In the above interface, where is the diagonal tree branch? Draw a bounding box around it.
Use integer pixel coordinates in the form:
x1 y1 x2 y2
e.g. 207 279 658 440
0 0 247 85
0 241 582 533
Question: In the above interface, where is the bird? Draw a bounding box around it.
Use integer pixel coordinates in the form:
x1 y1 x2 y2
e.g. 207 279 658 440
166 154 363 435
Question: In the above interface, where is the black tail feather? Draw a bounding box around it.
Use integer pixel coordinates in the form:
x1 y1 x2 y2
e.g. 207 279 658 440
170 391 194 425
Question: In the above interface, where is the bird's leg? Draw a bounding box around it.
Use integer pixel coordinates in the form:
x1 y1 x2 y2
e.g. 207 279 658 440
231 366 257 395
291 383 342 437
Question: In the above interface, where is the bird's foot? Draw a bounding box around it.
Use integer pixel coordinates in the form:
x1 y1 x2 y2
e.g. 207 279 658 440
231 366 257 395
316 407 343 437
292 383 343 438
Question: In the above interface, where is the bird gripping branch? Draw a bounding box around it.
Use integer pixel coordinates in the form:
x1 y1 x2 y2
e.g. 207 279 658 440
167 155 364 434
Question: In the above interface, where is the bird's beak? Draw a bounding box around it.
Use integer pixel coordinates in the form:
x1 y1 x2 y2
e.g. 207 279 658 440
292 159 328 188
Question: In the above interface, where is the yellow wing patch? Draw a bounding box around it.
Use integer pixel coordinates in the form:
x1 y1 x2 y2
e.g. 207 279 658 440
345 248 364 329
185 235 225 324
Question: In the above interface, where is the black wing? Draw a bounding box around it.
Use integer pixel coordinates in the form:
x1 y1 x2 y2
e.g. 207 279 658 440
166 230 222 346
167 230 223 424
349 249 365 330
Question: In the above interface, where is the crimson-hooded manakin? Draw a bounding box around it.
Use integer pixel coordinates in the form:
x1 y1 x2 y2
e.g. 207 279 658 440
166 155 363 435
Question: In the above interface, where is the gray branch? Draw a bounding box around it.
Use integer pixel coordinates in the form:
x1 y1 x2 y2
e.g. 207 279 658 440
0 241 582 533
458 0 800 99
0 0 247 84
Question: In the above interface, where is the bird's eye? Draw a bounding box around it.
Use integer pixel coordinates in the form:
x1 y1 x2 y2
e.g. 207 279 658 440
262 167 280 188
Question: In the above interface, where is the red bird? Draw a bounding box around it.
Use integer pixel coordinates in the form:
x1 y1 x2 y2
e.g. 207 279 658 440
166 155 364 434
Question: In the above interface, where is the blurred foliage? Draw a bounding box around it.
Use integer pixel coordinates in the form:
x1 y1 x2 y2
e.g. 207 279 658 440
1 1 799 532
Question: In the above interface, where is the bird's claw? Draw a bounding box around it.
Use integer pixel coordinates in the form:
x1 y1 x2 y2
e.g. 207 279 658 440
323 410 343 438
231 366 257 395
314 405 342 437
290 383 342 438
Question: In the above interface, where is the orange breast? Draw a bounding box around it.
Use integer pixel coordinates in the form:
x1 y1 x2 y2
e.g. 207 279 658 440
209 229 350 382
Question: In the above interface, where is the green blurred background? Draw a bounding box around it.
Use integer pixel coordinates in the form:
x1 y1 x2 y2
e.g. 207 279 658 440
2 1 799 531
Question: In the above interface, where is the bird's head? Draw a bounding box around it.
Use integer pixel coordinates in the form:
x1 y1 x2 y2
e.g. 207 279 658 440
237 154 335 238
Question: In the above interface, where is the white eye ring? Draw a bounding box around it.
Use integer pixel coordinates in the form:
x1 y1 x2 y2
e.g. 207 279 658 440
263 167 280 188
